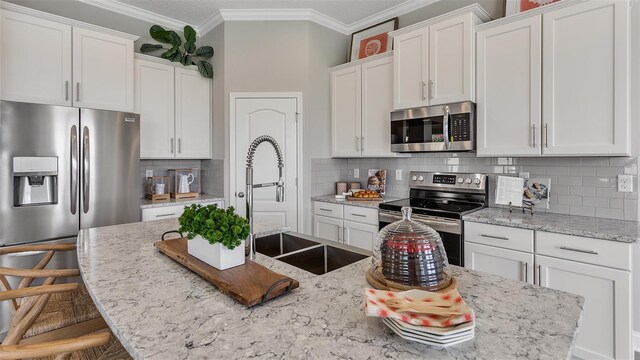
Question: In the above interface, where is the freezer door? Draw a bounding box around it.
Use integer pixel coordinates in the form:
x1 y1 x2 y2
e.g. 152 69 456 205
0 101 79 246
80 109 140 229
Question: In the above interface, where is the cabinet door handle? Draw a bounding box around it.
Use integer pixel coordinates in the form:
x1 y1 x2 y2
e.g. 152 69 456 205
532 124 536 148
65 81 69 101
155 213 176 218
521 261 528 282
361 137 366 151
480 234 509 241
355 136 360 151
178 138 182 154
319 208 333 212
351 213 367 218
537 265 542 285
428 80 434 100
558 246 598 255
421 81 426 101
170 138 174 154
338 226 342 241
545 123 549 148
76 82 80 102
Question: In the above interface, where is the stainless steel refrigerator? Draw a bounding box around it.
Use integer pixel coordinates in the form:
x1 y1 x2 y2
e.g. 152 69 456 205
0 100 140 334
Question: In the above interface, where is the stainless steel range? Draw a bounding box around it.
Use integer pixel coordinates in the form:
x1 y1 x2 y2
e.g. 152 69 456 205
378 172 488 266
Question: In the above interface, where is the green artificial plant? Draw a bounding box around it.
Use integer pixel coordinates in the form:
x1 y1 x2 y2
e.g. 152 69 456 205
141 25 214 78
178 204 249 250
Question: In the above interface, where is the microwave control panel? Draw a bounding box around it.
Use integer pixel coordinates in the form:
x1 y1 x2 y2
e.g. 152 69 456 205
450 113 470 142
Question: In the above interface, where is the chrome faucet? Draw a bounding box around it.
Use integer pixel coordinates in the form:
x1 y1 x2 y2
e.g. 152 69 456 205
245 135 285 260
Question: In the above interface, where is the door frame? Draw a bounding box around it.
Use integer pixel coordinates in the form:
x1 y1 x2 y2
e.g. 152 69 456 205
229 92 304 232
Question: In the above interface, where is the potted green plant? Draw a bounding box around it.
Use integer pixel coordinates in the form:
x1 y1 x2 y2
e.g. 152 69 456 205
178 204 249 270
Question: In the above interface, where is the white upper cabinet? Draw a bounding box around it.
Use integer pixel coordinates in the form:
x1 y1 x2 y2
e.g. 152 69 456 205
361 55 395 157
1 10 72 106
475 0 629 157
135 59 175 159
0 4 137 112
73 27 134 112
175 67 211 159
429 14 474 105
542 0 628 156
331 63 362 158
391 6 489 110
476 15 542 157
393 29 429 109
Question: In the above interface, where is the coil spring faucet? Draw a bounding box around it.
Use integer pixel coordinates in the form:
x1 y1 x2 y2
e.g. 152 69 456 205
245 135 285 260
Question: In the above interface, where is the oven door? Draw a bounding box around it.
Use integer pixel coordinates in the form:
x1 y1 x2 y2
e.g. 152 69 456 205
378 210 463 266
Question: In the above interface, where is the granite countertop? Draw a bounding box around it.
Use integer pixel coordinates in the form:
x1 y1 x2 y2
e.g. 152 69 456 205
463 207 640 243
312 194 401 209
140 194 225 209
77 219 583 360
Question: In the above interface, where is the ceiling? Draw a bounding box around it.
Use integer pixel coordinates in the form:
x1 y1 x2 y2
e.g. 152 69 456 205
77 0 440 35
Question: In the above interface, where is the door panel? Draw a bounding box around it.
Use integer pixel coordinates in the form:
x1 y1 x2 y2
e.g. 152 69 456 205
393 29 429 109
135 59 175 159
80 109 140 229
464 243 533 284
542 0 628 155
73 27 134 112
537 255 631 360
0 101 79 245
361 56 395 157
331 66 361 157
234 97 298 231
175 68 211 159
476 15 542 157
313 215 342 243
343 220 377 251
1 10 72 106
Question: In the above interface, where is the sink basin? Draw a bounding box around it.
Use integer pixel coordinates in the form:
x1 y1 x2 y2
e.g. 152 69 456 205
255 232 370 275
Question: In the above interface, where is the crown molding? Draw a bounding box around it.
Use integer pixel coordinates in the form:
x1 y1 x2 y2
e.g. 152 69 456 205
347 0 439 33
198 10 224 35
76 0 194 34
216 9 350 34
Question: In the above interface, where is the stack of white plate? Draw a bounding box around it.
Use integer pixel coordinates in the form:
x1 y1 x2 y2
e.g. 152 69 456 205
382 316 475 347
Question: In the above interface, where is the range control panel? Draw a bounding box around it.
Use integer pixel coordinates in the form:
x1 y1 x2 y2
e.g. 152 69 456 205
410 172 488 191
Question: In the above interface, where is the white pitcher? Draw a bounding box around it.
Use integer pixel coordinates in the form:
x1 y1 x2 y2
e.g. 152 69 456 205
178 174 194 193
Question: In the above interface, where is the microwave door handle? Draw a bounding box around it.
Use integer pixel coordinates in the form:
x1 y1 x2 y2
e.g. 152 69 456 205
82 126 90 214
443 105 450 149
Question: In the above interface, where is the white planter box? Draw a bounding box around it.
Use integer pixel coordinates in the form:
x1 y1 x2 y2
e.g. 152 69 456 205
187 235 245 270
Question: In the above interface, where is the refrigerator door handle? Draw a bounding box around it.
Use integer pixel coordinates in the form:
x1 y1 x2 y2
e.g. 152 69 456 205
82 126 90 214
70 125 78 215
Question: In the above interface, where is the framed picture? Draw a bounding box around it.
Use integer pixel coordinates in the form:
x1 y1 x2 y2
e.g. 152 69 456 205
348 18 398 62
504 0 561 16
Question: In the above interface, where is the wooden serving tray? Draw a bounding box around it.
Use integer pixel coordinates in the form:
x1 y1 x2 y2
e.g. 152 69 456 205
366 267 457 294
346 196 384 201
154 238 299 307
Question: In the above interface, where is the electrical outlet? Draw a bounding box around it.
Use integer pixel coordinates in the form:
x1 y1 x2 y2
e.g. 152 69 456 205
396 169 402 181
353 168 359 178
617 174 633 192
145 170 153 178
519 172 530 179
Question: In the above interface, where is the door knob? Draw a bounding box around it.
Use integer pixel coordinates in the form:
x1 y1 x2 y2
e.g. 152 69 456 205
238 192 245 198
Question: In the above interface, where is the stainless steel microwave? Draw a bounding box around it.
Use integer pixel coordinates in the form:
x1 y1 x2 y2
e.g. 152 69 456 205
390 101 475 153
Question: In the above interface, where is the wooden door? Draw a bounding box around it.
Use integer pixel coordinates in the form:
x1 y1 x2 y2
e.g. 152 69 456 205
330 65 362 157
175 67 211 159
135 59 175 159
464 243 534 284
72 27 134 112
428 14 472 105
234 96 299 231
537 255 632 360
342 220 377 251
313 215 342 243
361 55 396 157
476 15 542 157
542 0 629 156
1 10 72 106
393 28 429 110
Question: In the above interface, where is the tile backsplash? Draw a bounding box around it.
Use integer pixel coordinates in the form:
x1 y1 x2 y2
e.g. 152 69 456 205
138 159 201 198
311 154 638 221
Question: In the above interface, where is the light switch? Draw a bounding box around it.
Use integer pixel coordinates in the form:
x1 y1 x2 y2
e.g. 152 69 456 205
396 169 402 180
353 168 359 178
145 170 153 178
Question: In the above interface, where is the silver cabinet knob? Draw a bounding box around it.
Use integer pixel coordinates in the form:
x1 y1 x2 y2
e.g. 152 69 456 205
238 192 245 198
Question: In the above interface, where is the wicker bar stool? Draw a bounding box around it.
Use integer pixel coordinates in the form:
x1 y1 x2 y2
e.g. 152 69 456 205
0 243 131 360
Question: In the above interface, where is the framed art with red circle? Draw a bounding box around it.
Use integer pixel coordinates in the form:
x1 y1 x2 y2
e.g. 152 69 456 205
504 0 561 16
348 17 398 62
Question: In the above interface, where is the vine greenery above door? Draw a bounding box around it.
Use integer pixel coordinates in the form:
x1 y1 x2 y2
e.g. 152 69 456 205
141 25 214 78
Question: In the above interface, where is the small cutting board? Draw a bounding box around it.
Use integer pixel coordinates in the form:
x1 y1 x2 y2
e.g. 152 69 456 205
154 238 299 307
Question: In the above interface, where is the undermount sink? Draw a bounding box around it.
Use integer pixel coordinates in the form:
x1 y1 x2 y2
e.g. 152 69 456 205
255 232 370 275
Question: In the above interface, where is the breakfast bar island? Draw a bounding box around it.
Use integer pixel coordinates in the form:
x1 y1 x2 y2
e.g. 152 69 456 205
77 219 583 359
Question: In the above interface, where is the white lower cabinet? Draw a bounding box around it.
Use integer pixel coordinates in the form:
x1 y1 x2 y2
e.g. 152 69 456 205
464 221 632 360
141 201 224 222
464 242 533 284
313 215 343 243
312 201 377 251
537 255 631 360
